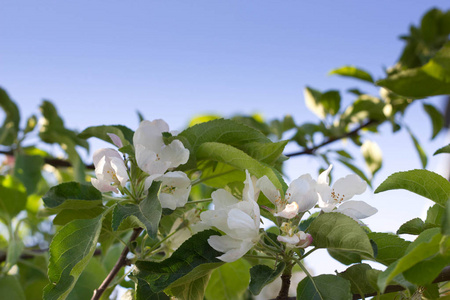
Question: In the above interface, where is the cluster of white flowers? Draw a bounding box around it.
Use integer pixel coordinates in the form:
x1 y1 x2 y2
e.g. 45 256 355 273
91 119 191 210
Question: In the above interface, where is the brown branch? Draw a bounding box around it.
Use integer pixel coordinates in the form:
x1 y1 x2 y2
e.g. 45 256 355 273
285 120 377 158
0 150 94 169
0 248 102 263
277 263 293 300
91 228 143 300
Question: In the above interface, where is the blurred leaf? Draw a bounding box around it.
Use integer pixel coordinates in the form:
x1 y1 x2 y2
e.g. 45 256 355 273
66 258 108 300
367 232 410 265
423 104 444 139
205 258 251 300
433 143 450 155
329 65 374 83
43 214 104 300
24 115 38 134
13 154 44 195
78 125 134 146
0 87 20 146
3 232 24 273
133 230 224 293
320 90 341 116
375 169 450 207
341 95 386 122
308 213 373 257
442 200 450 235
361 140 382 177
42 182 102 212
304 87 341 118
377 42 450 98
297 274 351 300
248 262 285 295
0 275 26 300
304 86 325 119
0 175 27 223
137 110 145 123
189 115 221 127
112 182 162 238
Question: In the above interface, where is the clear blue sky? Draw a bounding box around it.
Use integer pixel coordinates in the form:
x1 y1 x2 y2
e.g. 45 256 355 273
1 1 449 275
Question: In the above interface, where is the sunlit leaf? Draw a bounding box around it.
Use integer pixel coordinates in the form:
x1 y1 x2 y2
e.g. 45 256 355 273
361 140 382 177
329 66 374 83
0 175 27 223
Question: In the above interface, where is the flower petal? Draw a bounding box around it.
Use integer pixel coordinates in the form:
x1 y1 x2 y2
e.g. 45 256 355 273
158 171 191 210
208 235 254 262
317 164 332 185
92 148 122 167
133 120 166 152
332 174 367 202
160 140 189 169
107 133 123 148
336 200 378 220
256 175 281 206
211 189 239 209
227 208 258 239
274 202 299 219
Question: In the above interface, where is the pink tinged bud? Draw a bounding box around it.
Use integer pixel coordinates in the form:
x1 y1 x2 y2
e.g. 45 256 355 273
107 133 123 148
297 232 313 248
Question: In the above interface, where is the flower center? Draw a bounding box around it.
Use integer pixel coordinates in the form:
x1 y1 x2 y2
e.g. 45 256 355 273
162 184 176 194
331 189 345 203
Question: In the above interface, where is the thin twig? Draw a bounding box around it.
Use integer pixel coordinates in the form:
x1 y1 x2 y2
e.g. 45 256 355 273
285 120 377 157
91 228 143 300
0 248 102 263
0 150 94 169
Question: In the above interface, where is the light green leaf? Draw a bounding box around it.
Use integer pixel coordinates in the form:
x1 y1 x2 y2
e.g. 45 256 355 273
13 153 44 195
375 169 450 207
168 274 211 300
377 228 443 292
197 142 287 191
297 274 352 300
367 232 410 265
133 230 224 293
425 204 445 226
329 66 374 83
434 143 450 155
249 262 286 295
423 104 444 139
42 182 102 212
407 128 427 168
0 275 26 300
442 200 450 235
239 140 288 165
78 125 134 146
0 87 20 146
43 213 104 300
304 87 341 118
112 182 162 238
205 259 251 300
377 41 450 98
0 175 27 223
307 213 373 257
3 232 24 273
53 207 105 226
361 140 382 177
338 263 377 298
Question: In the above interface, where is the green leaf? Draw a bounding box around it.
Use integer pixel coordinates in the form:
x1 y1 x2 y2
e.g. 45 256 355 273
327 249 362 265
361 140 382 177
42 182 102 212
338 263 377 297
299 212 319 232
3 232 24 273
425 204 445 226
320 90 341 116
434 143 450 155
249 262 285 295
205 258 251 300
304 87 341 118
375 169 450 207
397 218 428 235
341 95 386 122
307 213 373 257
112 182 162 238
367 232 410 265
407 128 427 168
43 213 105 300
78 125 134 146
168 274 211 300
13 154 44 195
0 87 20 146
239 140 288 165
133 230 224 293
0 175 27 222
53 207 105 225
66 258 108 300
442 200 450 235
0 275 26 300
377 228 444 292
329 66 374 83
135 278 170 300
196 142 287 191
377 41 450 98
423 104 444 139
297 274 352 300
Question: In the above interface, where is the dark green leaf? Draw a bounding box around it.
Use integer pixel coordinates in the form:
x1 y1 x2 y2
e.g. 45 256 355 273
308 213 373 257
407 128 427 168
43 214 104 300
442 200 450 235
0 87 20 146
13 154 44 195
133 230 224 293
434 143 450 155
423 104 444 139
299 212 319 232
0 175 27 222
296 274 351 300
375 169 450 207
320 90 341 116
168 274 211 300
136 278 170 300
327 249 362 265
42 182 102 212
78 125 134 146
329 66 374 83
397 218 427 235
367 232 410 265
249 262 285 295
338 263 377 297
112 182 162 238
205 258 251 300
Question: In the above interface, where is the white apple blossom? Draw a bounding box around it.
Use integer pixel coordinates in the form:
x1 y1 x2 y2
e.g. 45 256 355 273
91 148 129 193
317 165 377 219
256 174 318 219
133 119 189 177
157 171 192 210
200 170 261 262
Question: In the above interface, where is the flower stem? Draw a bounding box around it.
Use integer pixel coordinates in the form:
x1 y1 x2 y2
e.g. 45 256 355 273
276 262 293 300
185 198 212 205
